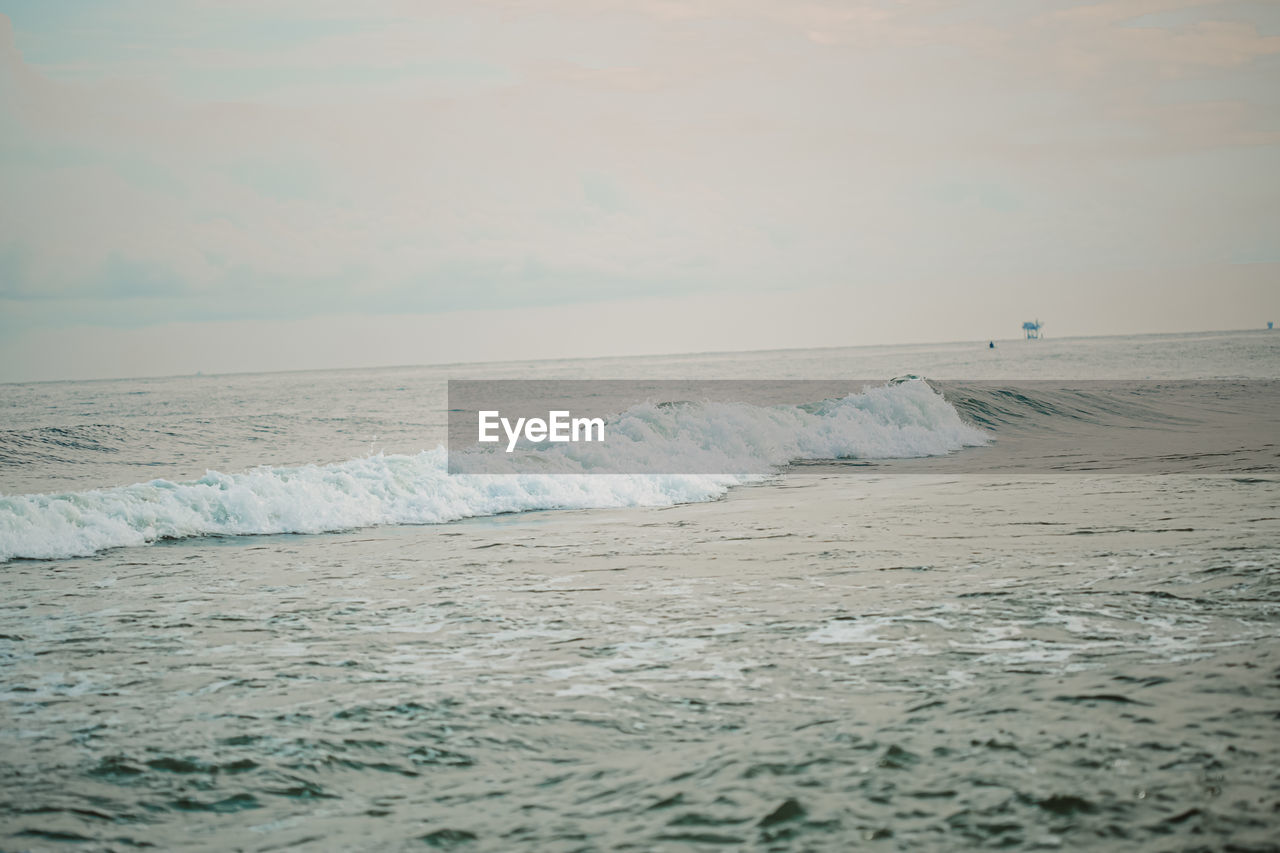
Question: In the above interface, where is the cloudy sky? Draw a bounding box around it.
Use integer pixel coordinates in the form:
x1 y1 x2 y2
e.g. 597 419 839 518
0 0 1277 381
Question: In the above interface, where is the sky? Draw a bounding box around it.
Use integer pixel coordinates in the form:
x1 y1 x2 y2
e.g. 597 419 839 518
0 0 1277 381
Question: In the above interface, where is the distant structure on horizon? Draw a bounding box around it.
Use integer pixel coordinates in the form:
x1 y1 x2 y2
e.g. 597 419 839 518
1269 321 1274 330
1022 319 1044 340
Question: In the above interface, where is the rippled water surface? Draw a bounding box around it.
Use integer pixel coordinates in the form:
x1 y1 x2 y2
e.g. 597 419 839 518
2 330 1279 851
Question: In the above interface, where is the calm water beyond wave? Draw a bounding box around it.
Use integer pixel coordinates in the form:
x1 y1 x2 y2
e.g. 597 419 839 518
2 330 1278 851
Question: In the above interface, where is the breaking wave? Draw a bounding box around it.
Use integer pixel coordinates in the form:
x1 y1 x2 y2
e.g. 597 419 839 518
0 380 985 561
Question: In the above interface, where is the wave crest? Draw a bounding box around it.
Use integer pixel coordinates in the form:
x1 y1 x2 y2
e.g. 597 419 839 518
0 380 986 561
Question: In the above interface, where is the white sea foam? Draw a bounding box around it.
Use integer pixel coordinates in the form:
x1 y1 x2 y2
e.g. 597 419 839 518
0 380 986 561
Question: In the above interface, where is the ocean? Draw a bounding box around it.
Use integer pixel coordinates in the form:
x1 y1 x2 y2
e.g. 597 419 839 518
1 329 1278 851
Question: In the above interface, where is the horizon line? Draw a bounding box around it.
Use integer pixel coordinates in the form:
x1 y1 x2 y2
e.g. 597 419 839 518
3 324 1274 387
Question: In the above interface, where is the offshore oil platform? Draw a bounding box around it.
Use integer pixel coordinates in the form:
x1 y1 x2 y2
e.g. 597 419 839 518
1022 319 1044 339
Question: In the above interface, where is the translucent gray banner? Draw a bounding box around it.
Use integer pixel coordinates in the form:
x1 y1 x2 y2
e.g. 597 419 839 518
446 379 1280 475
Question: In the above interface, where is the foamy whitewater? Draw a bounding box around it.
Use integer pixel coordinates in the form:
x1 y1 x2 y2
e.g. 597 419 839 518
2 330 1278 852
0 381 986 562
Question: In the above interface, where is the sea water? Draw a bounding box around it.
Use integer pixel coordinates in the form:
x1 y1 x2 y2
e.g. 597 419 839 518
1 329 1277 850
